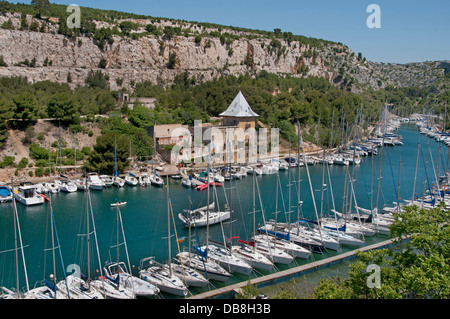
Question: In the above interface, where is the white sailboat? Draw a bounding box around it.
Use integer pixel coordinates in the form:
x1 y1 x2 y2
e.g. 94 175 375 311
170 261 209 288
181 176 193 188
0 179 30 299
150 170 164 187
124 173 139 186
139 257 188 297
57 183 109 299
26 197 71 299
197 151 253 276
103 262 159 297
175 198 231 283
139 176 188 297
102 200 159 298
178 200 230 228
175 251 231 283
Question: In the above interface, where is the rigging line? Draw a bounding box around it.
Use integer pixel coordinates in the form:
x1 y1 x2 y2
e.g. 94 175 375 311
385 145 398 203
51 205 71 298
168 197 188 289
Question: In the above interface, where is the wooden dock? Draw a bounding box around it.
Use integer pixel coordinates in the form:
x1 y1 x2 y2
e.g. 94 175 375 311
187 238 398 299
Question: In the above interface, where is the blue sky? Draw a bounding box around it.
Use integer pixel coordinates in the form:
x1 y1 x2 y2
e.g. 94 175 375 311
19 0 450 63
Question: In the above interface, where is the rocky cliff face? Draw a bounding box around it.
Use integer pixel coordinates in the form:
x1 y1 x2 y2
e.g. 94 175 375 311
0 12 445 92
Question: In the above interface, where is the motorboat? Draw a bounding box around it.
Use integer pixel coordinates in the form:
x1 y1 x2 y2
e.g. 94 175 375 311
246 165 262 175
13 184 45 206
34 183 49 194
139 173 151 186
73 179 87 191
87 173 105 191
99 175 113 187
178 202 230 227
44 182 60 194
0 185 12 203
55 179 77 193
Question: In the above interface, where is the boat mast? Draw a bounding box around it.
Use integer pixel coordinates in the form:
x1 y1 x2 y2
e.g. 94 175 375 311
11 178 30 297
166 174 172 277
298 122 324 242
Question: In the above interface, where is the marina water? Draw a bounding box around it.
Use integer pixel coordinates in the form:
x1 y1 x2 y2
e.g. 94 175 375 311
0 122 444 298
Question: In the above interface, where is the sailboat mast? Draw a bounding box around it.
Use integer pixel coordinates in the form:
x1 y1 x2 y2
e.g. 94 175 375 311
167 175 172 277
298 122 323 241
50 196 57 293
86 178 91 287
116 204 120 289
12 178 19 295
297 120 301 230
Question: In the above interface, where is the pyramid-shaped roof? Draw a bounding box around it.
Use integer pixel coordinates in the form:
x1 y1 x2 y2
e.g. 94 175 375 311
219 91 259 118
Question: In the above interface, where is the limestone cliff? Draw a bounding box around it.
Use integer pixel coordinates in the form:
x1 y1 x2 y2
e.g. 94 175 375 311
0 12 445 93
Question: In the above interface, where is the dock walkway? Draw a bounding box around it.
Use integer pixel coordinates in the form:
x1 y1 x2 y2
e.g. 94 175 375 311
187 237 398 299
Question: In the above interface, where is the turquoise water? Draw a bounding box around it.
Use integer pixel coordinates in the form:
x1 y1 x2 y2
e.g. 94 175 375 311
0 122 446 297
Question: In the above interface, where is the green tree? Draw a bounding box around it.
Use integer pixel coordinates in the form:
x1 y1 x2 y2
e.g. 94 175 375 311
85 131 130 173
46 92 80 124
31 0 50 13
11 91 38 122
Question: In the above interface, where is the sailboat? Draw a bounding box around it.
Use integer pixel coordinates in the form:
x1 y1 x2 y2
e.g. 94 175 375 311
102 200 159 298
124 172 139 186
260 137 324 254
230 171 275 270
178 182 231 227
254 168 311 260
176 197 231 283
196 146 253 276
238 171 288 267
56 181 106 299
26 197 71 299
139 176 188 297
0 179 30 299
181 175 193 188
150 170 164 187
